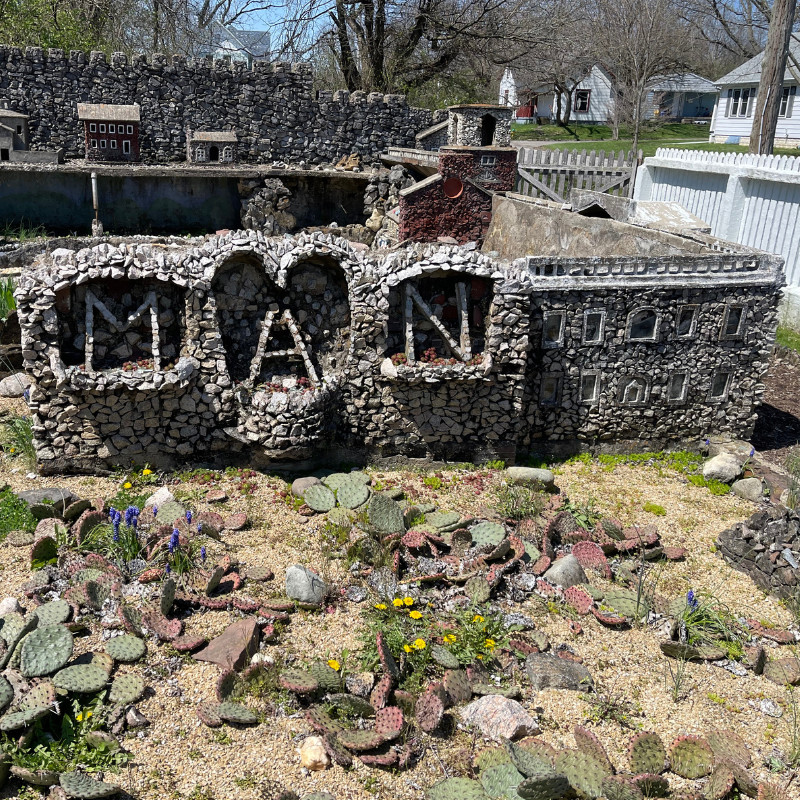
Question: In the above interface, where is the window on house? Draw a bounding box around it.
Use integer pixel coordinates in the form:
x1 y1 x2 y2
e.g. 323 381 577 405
90 139 97 148
222 146 234 162
89 123 96 133
503 89 510 105
100 140 107 148
542 311 565 348
618 376 648 405
127 125 133 135
99 124 106 133
728 88 753 117
722 305 745 338
195 146 207 162
627 308 658 341
676 305 698 337
0 149 8 161
110 140 117 149
668 372 688 402
574 90 591 113
480 155 497 166
710 372 732 400
779 86 796 117
109 124 115 134
582 309 605 344
540 374 562 406
579 371 600 403
122 140 130 154
16 125 21 134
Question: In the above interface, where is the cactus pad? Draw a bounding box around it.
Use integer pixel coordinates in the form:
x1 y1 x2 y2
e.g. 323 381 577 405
426 778 490 800
479 763 524 799
33 600 71 626
504 739 555 778
106 635 146 663
470 522 505 548
466 576 491 604
30 536 57 566
328 693 375 718
59 772 119 798
629 731 666 775
7 530 34 547
304 485 336 512
707 729 751 768
10 766 59 786
369 674 394 709
205 566 225 596
515 766 571 800
160 577 176 617
53 664 108 693
669 736 713 779
603 589 651 620
0 676 12 714
218 701 258 724
376 631 399 681
322 733 354 768
705 765 735 800
431 644 461 669
336 481 370 509
196 701 223 728
279 669 319 694
20 624 74 677
426 512 461 530
574 725 613 772
631 774 670 797
368 493 404 533
109 673 145 705
21 681 56 710
309 661 342 693
0 705 51 730
554 749 610 798
602 776 644 800
443 669 472 705
305 706 343 736
415 690 444 733
337 729 385 751
564 586 594 615
375 706 404 739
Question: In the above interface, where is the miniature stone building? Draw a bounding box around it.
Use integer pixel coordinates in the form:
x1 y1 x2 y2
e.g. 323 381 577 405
15 196 783 473
0 107 63 164
77 103 140 162
399 105 517 243
186 129 237 163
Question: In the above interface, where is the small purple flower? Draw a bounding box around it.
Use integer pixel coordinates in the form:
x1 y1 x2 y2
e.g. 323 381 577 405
200 546 207 563
169 527 180 555
108 506 116 521
704 438 710 446
185 510 193 524
197 523 202 534
152 504 158 517
165 564 171 575
113 521 120 542
114 510 122 525
750 447 755 458
124 505 140 527
687 589 698 610
22 388 30 403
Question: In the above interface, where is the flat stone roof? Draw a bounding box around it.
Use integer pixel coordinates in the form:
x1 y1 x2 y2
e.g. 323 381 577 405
190 131 238 142
77 103 141 122
0 109 29 119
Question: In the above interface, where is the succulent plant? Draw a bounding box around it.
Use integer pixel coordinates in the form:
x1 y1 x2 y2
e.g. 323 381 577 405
323 732 354 768
33 600 71 626
669 736 713 779
53 664 109 693
601 776 644 800
564 586 594 615
83 581 110 611
305 705 344 736
516 738 559 766
63 499 92 522
573 725 613 773
515 765 571 800
375 706 404 739
30 503 59 521
106 634 146 663
74 650 114 676
0 612 37 665
10 765 60 786
705 764 735 800
628 731 667 775
205 566 225 596
726 759 758 797
218 701 258 725
0 676 12 714
368 493 405 533
415 690 444 733
304 484 336 512
470 522 505 548
159 577 176 617
196 701 223 728
6 530 34 547
72 510 107 545
19 624 74 678
20 681 56 710
109 673 145 705
426 511 461 530
631 773 670 797
142 610 182 641
554 749 611 798
707 729 751 768
466 576 491 604
602 589 650 620
309 660 342 693
328 693 375 717
426 778 491 800
369 674 394 709
0 705 51 731
336 480 370 509
504 739 554 777
337 728 385 751
443 669 472 705
279 669 319 694
480 763 524 799
120 605 144 636
85 731 121 753
59 771 119 798
475 747 513 772
757 782 792 800
359 748 399 767
431 644 461 669
376 631 400 681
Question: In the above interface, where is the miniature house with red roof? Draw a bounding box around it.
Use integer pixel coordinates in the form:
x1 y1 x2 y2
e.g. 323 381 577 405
77 104 140 162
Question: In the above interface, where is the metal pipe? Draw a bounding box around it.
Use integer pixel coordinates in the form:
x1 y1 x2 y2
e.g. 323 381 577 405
91 171 98 222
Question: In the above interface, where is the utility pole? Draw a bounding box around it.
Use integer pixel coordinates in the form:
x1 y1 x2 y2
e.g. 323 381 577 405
749 0 797 154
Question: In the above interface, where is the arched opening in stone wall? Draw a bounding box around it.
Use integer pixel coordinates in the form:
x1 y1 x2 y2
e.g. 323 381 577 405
209 145 219 162
57 278 185 372
387 271 493 366
480 114 496 146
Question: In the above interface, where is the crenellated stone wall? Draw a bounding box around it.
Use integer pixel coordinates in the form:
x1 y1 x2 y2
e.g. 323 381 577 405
0 47 433 164
15 224 783 473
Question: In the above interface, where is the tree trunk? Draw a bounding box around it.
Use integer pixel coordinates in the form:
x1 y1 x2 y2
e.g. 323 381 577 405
555 89 563 126
749 0 798 153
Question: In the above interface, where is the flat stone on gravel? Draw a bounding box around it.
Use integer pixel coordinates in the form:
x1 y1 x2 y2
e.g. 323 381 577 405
460 694 540 740
525 652 594 692
145 487 175 509
193 618 260 671
0 372 31 398
291 476 323 498
0 597 22 615
542 554 587 588
504 467 555 490
16 488 77 514
299 735 330 770
702 453 741 483
345 672 375 698
731 477 763 502
285 565 327 605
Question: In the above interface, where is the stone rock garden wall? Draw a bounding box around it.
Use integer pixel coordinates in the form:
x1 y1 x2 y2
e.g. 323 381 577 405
15 232 784 472
0 47 433 164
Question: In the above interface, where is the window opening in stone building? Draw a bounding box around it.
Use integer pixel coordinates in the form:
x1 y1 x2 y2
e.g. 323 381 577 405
123 141 130 154
582 309 605 344
100 140 106 149
222 146 233 162
676 305 698 337
90 139 97 149
542 311 565 348
710 371 732 400
618 376 648 405
127 125 133 135
580 371 600 403
481 155 497 166
627 308 658 341
540 374 562 406
480 114 496 146
0 149 8 161
668 371 688 402
99 124 105 133
722 305 745 338
109 124 115 134
16 125 22 135
110 140 117 149
89 123 96 133
195 146 207 162
209 145 219 162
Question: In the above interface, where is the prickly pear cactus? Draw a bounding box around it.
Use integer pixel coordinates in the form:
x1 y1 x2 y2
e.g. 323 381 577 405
470 522 505 548
53 664 109 693
369 674 394 709
109 673 146 705
217 701 258 725
0 675 12 714
554 749 610 798
304 485 336 512
376 630 399 681
305 706 344 736
328 693 375 718
574 725 613 773
33 600 71 626
515 766 571 800
415 691 444 733
443 669 472 705
309 661 342 693
106 635 146 663
337 729 385 751
430 644 461 669
21 681 56 710
336 480 370 510
20 624 74 678
628 731 666 775
705 765 735 800
601 776 644 800
426 512 461 530
160 577 176 617
504 739 554 778
707 729 751 768
603 589 650 619
59 771 119 798
480 763 524 799
426 777 491 800
0 705 51 731
466 576 491 604
368 493 404 533
375 706 404 740
669 736 713 779
279 669 319 694
322 473 351 492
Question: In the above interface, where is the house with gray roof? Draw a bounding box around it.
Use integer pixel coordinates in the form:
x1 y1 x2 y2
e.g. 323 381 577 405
709 46 800 148
199 23 271 68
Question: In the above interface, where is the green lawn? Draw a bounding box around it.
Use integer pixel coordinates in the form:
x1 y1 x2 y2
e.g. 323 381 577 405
537 138 706 158
511 121 709 143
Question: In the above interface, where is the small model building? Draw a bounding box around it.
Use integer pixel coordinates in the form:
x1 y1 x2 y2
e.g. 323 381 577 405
186 129 237 164
0 106 64 164
77 104 140 162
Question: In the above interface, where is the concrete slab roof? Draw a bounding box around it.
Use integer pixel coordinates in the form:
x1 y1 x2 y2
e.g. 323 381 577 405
77 103 141 121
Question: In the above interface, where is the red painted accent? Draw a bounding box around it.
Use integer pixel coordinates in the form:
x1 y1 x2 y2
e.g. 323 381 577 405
84 121 140 162
443 177 464 198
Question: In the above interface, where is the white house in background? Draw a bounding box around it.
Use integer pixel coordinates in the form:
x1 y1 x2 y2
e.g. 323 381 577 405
198 23 271 68
499 66 716 124
710 45 800 148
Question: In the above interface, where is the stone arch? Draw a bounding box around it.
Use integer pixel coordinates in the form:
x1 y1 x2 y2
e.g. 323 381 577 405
209 145 219 161
480 113 497 146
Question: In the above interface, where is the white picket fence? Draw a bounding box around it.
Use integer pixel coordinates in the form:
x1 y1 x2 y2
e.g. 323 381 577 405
634 148 800 294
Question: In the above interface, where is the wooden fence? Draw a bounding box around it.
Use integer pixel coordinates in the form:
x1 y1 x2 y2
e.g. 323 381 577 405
516 148 642 203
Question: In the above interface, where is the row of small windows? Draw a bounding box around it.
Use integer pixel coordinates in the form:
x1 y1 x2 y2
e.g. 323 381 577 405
88 123 135 135
540 371 733 407
90 140 132 153
542 305 745 347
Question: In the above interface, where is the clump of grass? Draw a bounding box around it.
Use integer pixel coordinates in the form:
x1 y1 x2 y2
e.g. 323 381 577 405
0 276 16 321
0 220 47 242
582 690 641 728
494 482 545 520
1 413 36 469
0 484 36 540
687 474 731 495
777 324 800 354
643 502 666 516
561 497 601 530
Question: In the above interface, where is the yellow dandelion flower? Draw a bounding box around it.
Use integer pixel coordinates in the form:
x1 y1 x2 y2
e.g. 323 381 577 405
403 597 414 606
484 638 496 651
142 468 152 475
473 614 484 623
392 598 404 607
123 482 132 489
9 447 14 453
476 654 484 660
409 610 422 620
374 603 387 611
327 659 340 671
403 644 412 653
443 634 457 644
76 712 83 722
413 638 426 650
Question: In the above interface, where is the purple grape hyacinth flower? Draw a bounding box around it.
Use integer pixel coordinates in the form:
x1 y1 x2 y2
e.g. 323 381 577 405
200 546 207 563
687 589 699 610
152 504 158 517
185 510 193 524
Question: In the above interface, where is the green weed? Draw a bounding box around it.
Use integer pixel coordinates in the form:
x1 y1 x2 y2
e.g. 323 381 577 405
688 474 731 495
0 276 16 321
494 483 545 520
776 324 800 354
643 502 666 516
0 485 36 541
1 414 36 469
